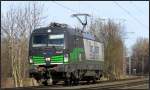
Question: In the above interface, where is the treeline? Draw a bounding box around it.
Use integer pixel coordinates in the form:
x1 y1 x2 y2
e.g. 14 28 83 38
1 2 46 87
89 18 125 80
131 37 149 75
89 18 149 78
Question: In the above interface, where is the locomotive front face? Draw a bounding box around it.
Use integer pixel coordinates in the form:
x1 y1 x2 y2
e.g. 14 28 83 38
29 28 69 66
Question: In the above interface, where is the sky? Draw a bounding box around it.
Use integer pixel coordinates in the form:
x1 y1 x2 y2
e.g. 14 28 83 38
1 1 149 53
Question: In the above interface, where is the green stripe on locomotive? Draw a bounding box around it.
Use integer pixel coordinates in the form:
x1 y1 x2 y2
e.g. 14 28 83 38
32 55 64 64
31 48 84 65
70 48 84 61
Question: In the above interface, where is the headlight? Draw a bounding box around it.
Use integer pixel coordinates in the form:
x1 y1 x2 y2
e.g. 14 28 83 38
64 54 68 62
46 58 51 61
29 58 33 63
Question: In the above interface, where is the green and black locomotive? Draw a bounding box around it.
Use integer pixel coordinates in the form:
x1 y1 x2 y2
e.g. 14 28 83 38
29 22 104 85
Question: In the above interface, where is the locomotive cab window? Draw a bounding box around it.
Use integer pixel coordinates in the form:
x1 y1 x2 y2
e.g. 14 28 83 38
32 34 64 49
48 34 64 49
32 35 47 47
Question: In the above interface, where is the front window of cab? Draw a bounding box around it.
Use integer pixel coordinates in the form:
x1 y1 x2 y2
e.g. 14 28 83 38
32 35 47 47
48 34 64 49
32 34 64 49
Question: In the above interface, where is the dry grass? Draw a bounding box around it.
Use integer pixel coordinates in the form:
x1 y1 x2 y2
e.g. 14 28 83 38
1 78 39 88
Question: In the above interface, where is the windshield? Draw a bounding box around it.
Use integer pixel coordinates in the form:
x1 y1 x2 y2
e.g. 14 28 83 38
48 34 64 49
32 34 64 49
32 35 47 47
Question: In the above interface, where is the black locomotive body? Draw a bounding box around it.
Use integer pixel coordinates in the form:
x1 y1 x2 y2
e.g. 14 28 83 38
29 23 104 85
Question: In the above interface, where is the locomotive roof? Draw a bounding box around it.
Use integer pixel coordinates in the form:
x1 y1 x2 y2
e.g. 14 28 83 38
32 23 97 41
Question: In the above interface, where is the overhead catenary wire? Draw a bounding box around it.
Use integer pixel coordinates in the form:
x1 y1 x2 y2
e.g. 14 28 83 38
51 1 107 25
52 1 148 30
113 1 148 30
52 1 78 13
129 1 144 13
51 1 85 26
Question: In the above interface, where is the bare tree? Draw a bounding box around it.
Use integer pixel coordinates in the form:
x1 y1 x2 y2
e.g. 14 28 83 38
1 2 46 87
131 37 149 75
89 18 125 80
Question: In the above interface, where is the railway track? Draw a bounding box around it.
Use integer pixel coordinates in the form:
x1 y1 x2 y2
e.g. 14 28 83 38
85 78 148 89
21 76 148 89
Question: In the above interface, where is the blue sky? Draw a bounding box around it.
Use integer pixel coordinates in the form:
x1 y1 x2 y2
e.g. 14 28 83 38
1 1 149 52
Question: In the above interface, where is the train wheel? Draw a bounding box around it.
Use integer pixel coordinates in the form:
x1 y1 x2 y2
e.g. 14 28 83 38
52 80 58 85
64 72 72 86
92 78 97 84
73 79 79 85
73 71 79 85
64 78 71 86
86 80 90 84
42 80 48 86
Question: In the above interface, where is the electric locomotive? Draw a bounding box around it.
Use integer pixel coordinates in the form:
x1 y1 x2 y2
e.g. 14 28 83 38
29 22 104 85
